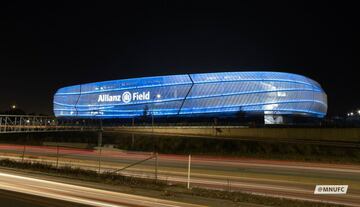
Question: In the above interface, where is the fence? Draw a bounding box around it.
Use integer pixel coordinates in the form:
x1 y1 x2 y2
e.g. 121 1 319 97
0 143 239 191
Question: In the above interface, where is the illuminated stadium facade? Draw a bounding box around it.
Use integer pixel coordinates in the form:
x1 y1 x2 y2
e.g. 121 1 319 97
53 72 327 124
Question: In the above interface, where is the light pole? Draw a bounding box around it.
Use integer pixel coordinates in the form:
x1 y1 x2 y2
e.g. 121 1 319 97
187 154 191 189
152 113 154 127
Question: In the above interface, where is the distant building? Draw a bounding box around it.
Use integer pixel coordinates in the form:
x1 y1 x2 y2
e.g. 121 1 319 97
53 71 327 124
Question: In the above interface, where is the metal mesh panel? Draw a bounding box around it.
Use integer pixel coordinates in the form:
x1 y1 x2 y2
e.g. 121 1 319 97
80 75 191 94
53 72 327 118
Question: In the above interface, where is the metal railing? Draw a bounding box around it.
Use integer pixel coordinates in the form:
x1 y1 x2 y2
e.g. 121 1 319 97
0 115 97 133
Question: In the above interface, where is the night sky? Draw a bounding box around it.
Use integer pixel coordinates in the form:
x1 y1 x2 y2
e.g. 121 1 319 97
0 2 357 116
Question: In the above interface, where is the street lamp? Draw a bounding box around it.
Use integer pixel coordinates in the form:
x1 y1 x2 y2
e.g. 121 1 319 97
11 105 16 109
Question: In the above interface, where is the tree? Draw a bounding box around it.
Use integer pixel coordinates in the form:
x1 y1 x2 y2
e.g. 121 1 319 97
3 108 26 115
235 106 246 121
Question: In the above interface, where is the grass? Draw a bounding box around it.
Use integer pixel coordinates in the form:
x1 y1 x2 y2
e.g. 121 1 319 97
0 158 167 190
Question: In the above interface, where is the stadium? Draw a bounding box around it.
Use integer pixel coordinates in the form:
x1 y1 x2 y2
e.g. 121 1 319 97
53 72 327 124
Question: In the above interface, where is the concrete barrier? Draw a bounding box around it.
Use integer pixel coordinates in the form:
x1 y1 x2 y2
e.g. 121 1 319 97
43 142 89 148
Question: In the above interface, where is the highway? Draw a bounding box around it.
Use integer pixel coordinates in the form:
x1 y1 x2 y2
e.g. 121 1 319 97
109 129 360 148
1 144 360 206
103 126 360 145
0 170 205 207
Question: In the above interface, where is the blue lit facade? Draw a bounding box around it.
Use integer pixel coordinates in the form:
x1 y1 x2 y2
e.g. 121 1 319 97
53 72 327 119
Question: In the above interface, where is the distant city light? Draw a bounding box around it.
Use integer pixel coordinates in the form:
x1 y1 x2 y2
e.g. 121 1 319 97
11 105 16 109
347 110 360 117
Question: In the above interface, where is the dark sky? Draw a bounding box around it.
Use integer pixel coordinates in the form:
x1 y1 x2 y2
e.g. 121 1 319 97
0 1 357 116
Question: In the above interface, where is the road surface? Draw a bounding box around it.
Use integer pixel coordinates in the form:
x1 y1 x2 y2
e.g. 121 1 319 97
0 144 360 206
0 189 91 207
0 170 205 207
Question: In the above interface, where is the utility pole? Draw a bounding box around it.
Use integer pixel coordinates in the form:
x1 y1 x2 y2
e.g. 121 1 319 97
131 133 135 148
98 119 103 147
151 113 154 132
98 148 102 173
155 152 158 181
56 145 59 168
22 145 26 162
187 154 191 189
